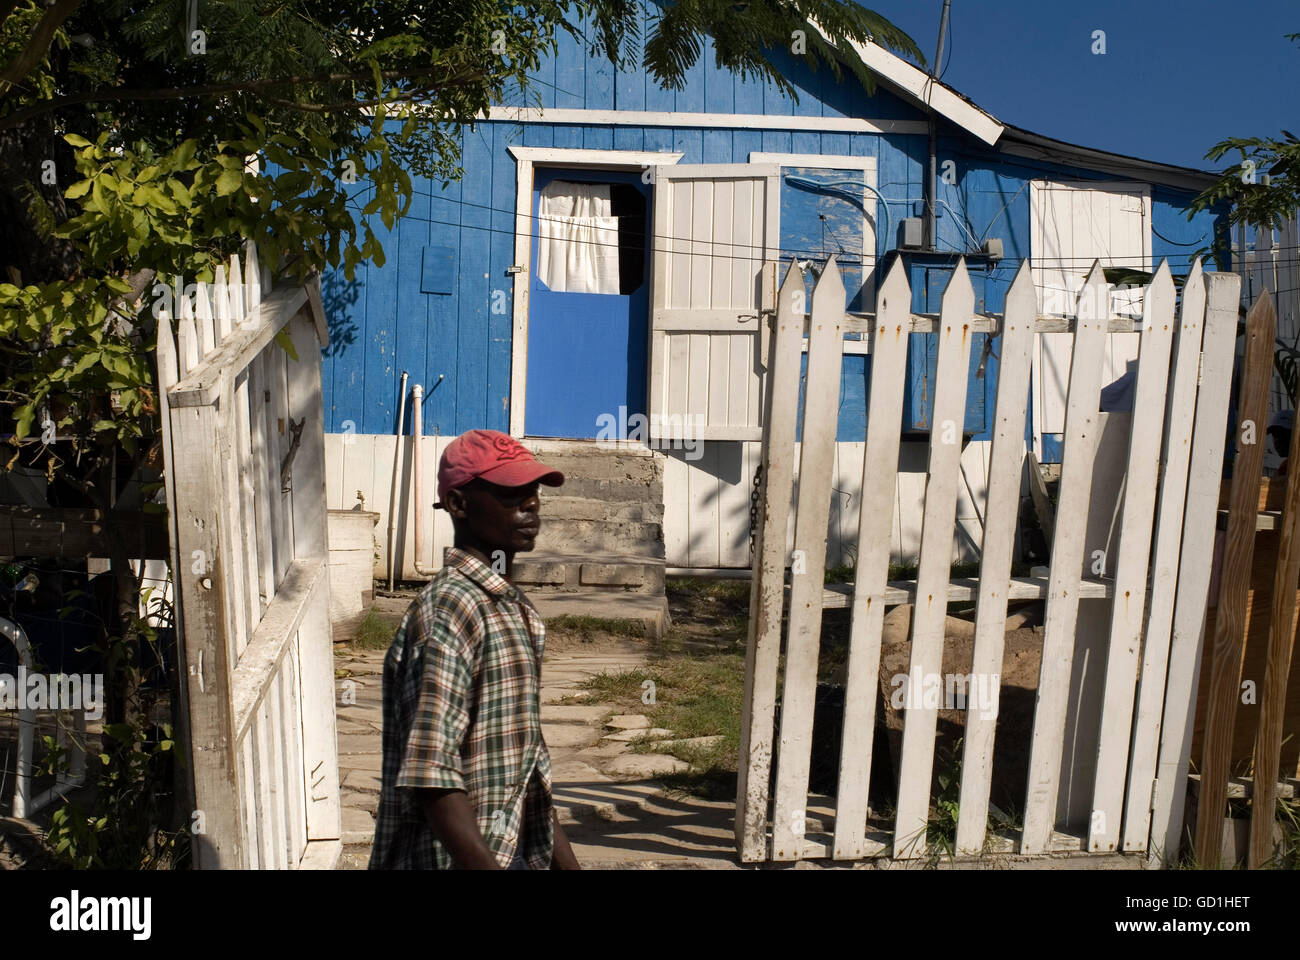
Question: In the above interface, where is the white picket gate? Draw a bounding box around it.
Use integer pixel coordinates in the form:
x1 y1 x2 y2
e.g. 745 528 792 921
155 241 341 869
737 254 1241 863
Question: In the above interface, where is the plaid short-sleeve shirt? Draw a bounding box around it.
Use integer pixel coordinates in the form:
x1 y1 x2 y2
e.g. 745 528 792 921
368 548 553 870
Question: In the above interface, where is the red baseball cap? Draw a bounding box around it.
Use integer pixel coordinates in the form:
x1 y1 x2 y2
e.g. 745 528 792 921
435 429 564 507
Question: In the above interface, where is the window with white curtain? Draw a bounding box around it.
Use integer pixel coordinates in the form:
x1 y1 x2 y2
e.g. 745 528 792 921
537 180 620 294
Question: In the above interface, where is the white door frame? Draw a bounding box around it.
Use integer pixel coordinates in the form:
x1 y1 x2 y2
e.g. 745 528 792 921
506 145 684 438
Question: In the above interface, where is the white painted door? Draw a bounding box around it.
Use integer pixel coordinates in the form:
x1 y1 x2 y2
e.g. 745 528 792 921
649 164 780 442
1029 180 1152 460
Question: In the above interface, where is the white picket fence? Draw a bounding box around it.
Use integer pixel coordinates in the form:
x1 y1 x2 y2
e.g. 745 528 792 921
737 254 1241 863
155 241 341 869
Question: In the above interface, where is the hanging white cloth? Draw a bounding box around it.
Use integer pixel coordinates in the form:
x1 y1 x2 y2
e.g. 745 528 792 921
537 180 620 294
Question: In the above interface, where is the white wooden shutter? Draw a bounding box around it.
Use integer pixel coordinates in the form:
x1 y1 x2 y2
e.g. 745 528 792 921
649 164 780 442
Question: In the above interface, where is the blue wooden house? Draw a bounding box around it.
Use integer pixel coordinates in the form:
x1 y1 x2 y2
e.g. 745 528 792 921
318 5 1228 580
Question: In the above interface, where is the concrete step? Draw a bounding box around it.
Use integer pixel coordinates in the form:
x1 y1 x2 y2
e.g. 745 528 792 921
525 444 662 485
539 496 664 524
540 475 661 502
534 518 664 558
516 554 667 596
530 586 671 637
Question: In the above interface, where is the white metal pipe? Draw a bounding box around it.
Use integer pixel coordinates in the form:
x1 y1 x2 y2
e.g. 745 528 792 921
411 385 438 577
387 371 408 590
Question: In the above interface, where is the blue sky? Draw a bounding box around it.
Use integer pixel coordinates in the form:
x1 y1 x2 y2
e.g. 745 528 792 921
875 0 1297 170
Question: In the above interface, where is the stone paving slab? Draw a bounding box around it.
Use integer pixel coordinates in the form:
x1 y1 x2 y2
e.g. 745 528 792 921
541 704 611 723
601 727 674 742
606 714 651 730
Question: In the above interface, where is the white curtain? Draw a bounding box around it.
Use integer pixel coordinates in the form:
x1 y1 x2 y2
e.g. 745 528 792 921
537 180 620 294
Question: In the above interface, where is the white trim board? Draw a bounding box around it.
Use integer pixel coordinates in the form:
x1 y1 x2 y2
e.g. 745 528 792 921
508 147 684 438
507 145 684 168
751 152 879 308
489 107 929 137
805 17 1004 146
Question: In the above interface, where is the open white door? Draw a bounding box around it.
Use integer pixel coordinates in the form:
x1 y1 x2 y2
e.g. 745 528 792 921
649 164 780 442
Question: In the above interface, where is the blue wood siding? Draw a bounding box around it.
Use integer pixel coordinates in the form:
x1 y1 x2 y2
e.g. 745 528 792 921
318 1 1227 444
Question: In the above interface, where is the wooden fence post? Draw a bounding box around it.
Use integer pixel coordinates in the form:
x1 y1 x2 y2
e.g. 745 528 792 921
831 257 911 860
1149 270 1241 863
1196 291 1276 865
893 259 976 859
956 262 1036 855
736 263 804 862
770 257 843 860
1021 262 1110 855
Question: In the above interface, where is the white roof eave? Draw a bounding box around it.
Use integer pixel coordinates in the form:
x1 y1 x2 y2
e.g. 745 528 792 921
808 19 1005 146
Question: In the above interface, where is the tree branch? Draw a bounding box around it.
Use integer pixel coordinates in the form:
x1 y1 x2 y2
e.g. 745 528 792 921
0 63 483 131
0 0 81 99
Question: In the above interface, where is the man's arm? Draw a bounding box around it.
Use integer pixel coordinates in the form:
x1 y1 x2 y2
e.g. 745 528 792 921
418 788 502 870
550 809 580 870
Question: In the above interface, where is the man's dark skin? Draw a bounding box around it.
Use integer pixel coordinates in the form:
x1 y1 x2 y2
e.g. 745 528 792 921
415 476 581 870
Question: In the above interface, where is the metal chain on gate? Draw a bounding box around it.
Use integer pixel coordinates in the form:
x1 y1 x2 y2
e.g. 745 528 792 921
748 463 764 560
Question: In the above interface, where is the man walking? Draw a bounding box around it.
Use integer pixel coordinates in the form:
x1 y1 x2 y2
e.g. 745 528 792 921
369 429 581 869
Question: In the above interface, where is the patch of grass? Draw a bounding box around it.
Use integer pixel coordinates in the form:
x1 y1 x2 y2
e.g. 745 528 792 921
545 614 647 640
667 576 750 604
348 609 403 651
576 668 657 703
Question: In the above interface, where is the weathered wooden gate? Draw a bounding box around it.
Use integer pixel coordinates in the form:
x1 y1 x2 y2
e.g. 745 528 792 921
737 254 1241 863
156 241 341 869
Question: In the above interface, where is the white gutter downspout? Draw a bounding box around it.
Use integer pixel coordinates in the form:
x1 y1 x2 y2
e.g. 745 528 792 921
387 371 408 590
411 383 440 577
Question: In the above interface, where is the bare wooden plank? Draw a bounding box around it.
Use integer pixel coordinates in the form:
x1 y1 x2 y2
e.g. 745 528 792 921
770 258 844 861
297 594 340 841
233 369 264 645
228 251 245 323
286 310 341 841
1121 260 1207 852
894 259 978 859
1021 262 1111 855
254 698 279 867
248 352 277 605
267 340 293 581
167 400 243 868
177 297 200 375
239 734 258 869
281 636 308 863
154 313 195 821
305 272 329 347
1195 291 1275 866
832 257 911 860
1087 261 1176 852
245 239 262 318
214 265 233 343
229 557 325 740
736 263 804 862
1250 366 1300 867
1149 272 1242 863
195 280 215 355
818 575 1113 610
956 262 1037 855
267 665 289 867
